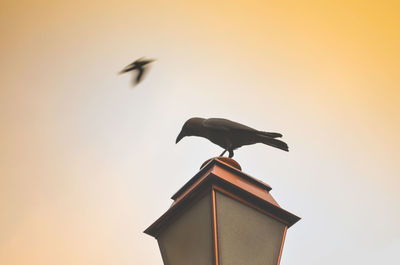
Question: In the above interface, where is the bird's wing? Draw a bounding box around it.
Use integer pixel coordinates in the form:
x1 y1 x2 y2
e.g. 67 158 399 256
119 57 145 73
119 59 138 74
139 59 155 65
203 118 254 131
119 65 136 74
120 58 155 74
257 131 282 138
203 118 282 138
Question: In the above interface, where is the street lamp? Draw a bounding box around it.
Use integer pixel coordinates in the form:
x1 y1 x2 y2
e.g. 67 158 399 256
145 157 300 265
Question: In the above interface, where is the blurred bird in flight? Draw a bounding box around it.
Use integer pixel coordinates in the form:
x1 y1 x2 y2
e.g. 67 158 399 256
119 57 155 86
176 117 289 158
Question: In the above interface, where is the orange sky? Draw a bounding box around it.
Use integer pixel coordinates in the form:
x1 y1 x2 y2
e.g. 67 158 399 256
1 1 399 265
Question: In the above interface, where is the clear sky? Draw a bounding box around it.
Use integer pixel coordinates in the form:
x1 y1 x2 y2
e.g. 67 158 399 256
1 1 399 264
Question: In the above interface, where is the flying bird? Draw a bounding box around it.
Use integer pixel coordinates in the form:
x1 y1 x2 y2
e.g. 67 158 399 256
119 57 155 85
176 117 288 158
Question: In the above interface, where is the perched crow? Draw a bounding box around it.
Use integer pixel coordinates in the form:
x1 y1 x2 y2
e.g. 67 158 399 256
119 57 155 86
176 117 288 158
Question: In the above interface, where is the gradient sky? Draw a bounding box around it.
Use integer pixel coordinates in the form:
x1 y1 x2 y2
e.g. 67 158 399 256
1 1 399 265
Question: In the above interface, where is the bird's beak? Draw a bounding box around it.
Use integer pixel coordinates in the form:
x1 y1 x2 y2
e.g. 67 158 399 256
176 131 185 144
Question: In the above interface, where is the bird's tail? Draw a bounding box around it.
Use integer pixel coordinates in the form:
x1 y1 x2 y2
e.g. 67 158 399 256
258 135 289 151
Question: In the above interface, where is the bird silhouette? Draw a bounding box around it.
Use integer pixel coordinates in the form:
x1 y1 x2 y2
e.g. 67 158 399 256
119 57 155 86
176 117 288 158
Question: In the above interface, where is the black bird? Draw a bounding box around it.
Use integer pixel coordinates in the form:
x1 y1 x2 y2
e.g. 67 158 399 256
176 117 288 158
119 57 155 85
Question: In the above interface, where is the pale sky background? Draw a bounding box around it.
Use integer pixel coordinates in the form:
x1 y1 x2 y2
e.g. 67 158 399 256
1 1 399 265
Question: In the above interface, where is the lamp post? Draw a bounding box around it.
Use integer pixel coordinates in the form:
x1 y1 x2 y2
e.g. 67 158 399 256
144 157 300 265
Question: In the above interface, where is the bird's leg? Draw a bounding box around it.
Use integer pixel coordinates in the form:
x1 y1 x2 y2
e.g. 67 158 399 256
220 149 227 157
228 150 234 158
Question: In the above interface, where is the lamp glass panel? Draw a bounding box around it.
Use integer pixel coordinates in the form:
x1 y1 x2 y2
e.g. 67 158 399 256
216 191 285 265
158 193 212 265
